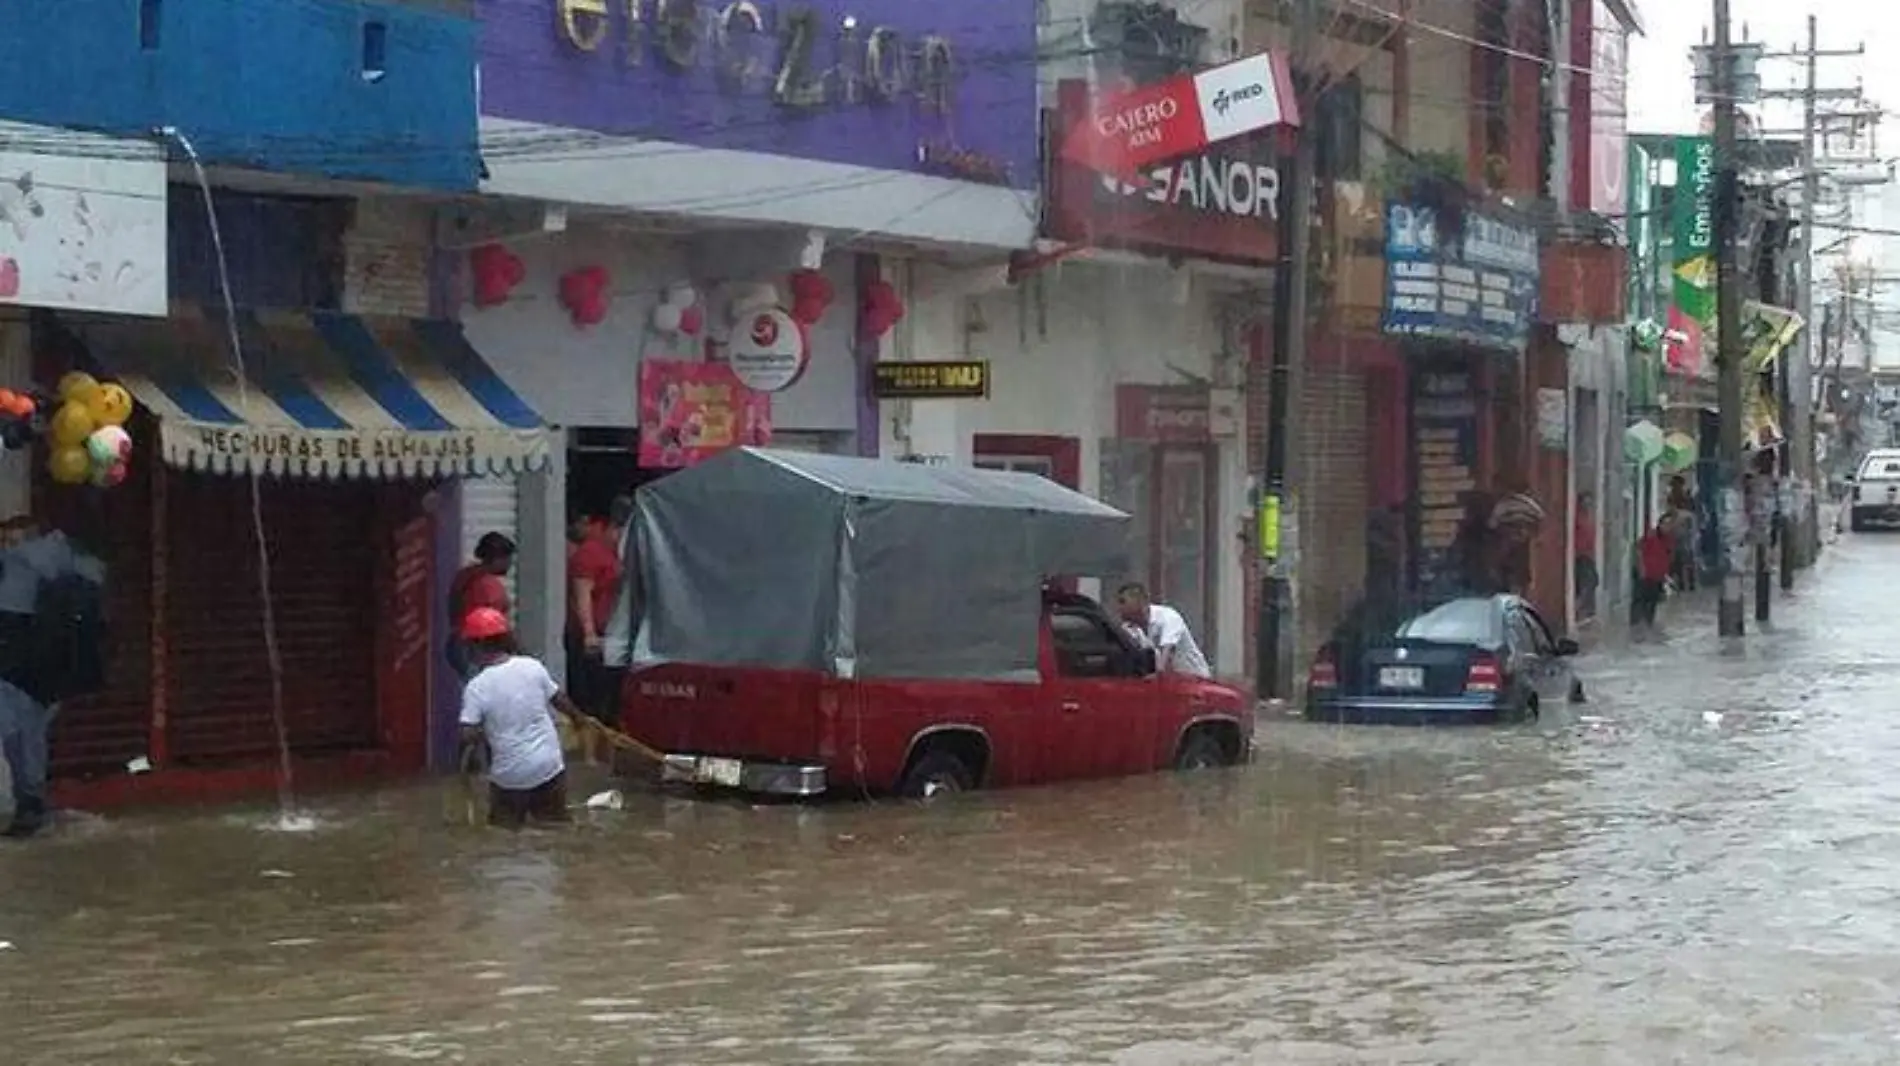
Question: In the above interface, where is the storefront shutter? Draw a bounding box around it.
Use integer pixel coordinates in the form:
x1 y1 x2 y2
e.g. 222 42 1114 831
460 476 519 606
34 321 156 777
162 474 379 763
42 430 156 777
1296 366 1369 667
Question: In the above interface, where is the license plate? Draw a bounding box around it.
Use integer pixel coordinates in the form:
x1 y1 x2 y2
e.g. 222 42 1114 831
701 757 743 788
1379 666 1424 690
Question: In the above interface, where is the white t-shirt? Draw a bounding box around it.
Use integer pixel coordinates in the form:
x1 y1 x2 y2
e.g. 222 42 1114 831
459 656 565 790
1141 604 1212 678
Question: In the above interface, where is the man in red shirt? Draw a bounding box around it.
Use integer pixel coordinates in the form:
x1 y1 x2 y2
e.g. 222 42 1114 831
1573 491 1599 620
566 496 632 722
1634 517 1674 630
447 532 515 679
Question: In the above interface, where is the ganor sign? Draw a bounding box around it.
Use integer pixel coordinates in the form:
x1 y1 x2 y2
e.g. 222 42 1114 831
1101 156 1280 221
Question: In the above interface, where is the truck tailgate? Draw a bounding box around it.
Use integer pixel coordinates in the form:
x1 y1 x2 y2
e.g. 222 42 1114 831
620 665 829 763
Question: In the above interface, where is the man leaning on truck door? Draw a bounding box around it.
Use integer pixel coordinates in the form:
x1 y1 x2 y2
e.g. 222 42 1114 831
1115 583 1212 678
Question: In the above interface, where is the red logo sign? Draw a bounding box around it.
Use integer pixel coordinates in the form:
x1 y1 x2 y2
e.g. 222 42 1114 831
749 313 780 347
1060 52 1300 180
1045 80 1284 265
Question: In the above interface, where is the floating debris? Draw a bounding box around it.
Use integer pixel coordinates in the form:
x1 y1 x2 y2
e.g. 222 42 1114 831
263 811 320 833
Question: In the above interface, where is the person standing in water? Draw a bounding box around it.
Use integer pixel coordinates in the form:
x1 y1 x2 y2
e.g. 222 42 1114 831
0 517 107 839
1573 491 1599 620
1633 516 1676 631
457 607 578 829
565 496 632 724
1488 491 1546 598
446 532 515 679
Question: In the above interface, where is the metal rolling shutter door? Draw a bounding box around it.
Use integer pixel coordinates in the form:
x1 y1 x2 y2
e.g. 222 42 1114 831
43 424 156 777
163 476 379 762
460 476 519 605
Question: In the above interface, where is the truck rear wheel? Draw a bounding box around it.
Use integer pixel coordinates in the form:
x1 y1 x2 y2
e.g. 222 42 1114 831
897 749 975 800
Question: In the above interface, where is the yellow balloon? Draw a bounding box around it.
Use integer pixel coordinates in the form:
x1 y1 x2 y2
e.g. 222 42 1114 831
87 383 134 427
50 401 95 447
56 371 100 404
48 445 91 485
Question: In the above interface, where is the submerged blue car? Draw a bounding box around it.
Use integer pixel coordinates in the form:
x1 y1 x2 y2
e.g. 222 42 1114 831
1305 595 1584 725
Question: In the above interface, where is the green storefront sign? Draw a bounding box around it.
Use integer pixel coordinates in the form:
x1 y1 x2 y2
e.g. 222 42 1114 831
1666 135 1716 377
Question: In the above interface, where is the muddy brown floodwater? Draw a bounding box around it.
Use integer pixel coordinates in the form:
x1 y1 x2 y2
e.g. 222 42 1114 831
6 532 1900 1064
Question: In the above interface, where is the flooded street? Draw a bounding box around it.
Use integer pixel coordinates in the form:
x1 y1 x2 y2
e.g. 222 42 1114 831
6 535 1900 1064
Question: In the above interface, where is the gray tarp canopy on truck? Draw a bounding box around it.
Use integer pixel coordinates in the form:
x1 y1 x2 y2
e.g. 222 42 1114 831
626 447 1131 682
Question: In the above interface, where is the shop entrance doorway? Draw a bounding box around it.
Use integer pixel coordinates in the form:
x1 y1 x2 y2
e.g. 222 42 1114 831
568 428 667 523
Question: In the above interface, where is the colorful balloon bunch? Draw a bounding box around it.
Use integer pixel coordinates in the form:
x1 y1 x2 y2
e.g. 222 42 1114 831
47 373 134 487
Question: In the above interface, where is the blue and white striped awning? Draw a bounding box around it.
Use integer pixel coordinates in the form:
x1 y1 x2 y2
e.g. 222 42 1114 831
73 308 551 479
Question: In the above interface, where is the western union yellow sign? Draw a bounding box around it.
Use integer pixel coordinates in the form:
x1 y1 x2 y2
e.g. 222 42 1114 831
872 361 990 399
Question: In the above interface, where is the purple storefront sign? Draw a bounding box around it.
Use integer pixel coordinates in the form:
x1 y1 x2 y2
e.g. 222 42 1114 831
480 0 1038 190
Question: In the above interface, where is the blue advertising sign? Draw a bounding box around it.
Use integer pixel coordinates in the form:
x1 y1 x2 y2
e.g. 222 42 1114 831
1381 203 1539 352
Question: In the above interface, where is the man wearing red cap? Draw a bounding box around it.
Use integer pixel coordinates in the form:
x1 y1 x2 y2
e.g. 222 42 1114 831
456 607 577 828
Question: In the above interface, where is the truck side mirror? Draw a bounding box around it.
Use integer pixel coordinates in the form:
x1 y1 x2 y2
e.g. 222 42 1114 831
1135 647 1158 676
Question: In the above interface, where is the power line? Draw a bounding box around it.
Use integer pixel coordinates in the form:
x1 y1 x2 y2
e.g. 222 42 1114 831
1337 0 1629 84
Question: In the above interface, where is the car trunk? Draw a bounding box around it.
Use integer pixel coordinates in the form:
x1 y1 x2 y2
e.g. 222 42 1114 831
619 664 829 762
1343 639 1476 698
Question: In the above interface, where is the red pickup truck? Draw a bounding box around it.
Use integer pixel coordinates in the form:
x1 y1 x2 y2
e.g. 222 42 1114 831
622 592 1253 798
605 448 1253 799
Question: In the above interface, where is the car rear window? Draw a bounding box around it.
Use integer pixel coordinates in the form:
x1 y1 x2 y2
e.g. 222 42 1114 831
1395 599 1503 644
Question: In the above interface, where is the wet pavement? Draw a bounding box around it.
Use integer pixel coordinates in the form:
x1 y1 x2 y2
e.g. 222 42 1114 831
6 532 1900 1064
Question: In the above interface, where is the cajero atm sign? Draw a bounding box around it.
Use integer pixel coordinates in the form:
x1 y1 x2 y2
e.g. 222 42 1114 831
1047 78 1287 266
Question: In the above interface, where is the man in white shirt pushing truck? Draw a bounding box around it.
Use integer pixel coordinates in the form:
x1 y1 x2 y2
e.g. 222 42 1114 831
1115 582 1213 679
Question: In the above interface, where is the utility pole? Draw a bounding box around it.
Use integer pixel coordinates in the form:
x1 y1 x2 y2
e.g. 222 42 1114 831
1760 18 1866 578
1257 0 1318 700
1784 14 1820 595
1712 0 1747 638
